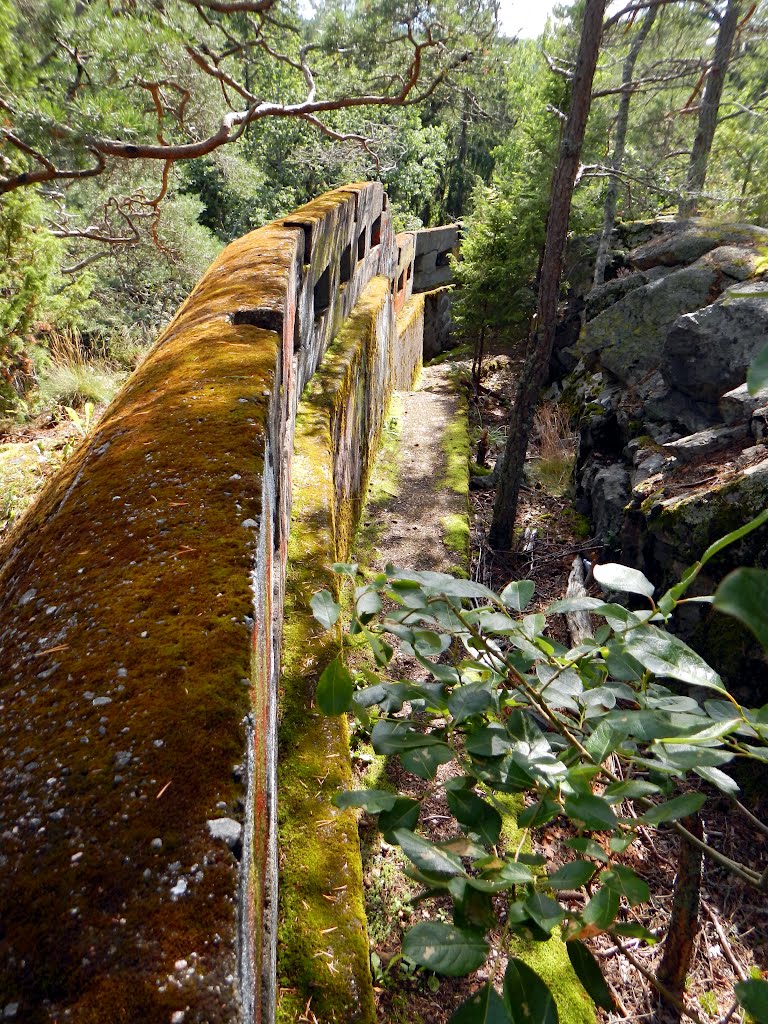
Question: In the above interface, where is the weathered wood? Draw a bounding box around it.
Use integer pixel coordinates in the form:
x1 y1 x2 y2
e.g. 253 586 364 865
565 555 594 646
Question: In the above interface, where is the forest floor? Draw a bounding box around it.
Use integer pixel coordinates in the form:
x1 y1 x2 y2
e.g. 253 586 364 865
345 340 768 1024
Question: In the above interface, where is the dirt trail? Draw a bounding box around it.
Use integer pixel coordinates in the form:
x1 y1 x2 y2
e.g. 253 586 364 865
353 360 468 573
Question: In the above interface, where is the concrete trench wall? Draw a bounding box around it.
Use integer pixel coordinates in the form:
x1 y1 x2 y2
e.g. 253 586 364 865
0 183 435 1024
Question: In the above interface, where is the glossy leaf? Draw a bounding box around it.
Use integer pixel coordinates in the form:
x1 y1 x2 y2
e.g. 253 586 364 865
566 940 615 1012
401 743 454 780
333 789 397 813
371 720 445 754
403 921 489 976
641 791 706 825
735 979 768 1023
316 658 354 715
500 579 535 612
394 828 465 880
694 765 739 795
447 790 502 846
714 568 768 650
448 681 495 723
449 984 512 1024
593 562 655 598
565 837 609 863
379 798 421 842
310 589 341 629
748 343 768 395
503 958 559 1024
524 892 564 935
548 860 596 890
563 793 618 831
581 886 620 930
601 866 650 906
623 627 724 692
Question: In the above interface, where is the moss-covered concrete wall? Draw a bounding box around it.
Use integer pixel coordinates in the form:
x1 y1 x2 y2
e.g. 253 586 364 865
0 183 413 1024
279 277 424 1023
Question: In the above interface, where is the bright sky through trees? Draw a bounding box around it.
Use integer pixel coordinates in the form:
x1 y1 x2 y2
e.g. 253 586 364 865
497 0 566 38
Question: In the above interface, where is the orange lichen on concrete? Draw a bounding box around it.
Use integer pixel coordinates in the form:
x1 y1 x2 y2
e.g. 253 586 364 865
0 183 394 1024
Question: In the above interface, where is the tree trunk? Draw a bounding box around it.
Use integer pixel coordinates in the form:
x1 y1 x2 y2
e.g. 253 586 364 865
655 815 704 1022
593 4 659 288
488 0 606 549
679 0 741 217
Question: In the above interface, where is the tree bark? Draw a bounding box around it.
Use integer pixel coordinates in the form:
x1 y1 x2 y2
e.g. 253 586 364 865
679 0 741 217
488 0 606 549
593 4 659 288
655 815 704 1022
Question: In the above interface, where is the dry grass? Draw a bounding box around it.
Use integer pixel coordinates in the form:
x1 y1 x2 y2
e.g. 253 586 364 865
528 401 577 495
38 329 125 410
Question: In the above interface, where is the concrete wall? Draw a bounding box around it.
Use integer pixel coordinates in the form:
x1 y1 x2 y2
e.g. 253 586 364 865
412 223 460 292
278 280 422 1023
0 183 415 1024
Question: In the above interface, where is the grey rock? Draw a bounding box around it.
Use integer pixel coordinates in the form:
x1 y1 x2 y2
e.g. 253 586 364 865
587 463 631 548
206 817 242 850
751 406 768 442
4 1003 19 1020
170 877 187 899
662 424 749 464
630 223 768 271
114 751 132 769
578 261 724 386
18 589 36 607
720 383 768 425
92 696 112 707
661 281 768 403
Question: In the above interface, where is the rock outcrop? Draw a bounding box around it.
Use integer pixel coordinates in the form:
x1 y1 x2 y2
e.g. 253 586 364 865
556 218 768 697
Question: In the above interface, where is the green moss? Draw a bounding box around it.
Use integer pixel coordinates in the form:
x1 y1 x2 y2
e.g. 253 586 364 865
470 462 493 477
441 513 470 570
562 507 592 539
497 797 596 1024
440 393 470 496
425 341 472 366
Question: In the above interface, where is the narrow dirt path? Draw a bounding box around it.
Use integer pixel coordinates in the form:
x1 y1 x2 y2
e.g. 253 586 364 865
353 360 468 574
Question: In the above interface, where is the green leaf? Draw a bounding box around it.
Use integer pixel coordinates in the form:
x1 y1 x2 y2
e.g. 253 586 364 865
641 791 706 825
565 837 609 863
333 789 397 813
581 886 620 930
593 562 655 598
623 627 724 692
748 342 768 395
451 883 499 933
612 922 658 941
316 657 354 715
448 681 495 723
500 580 535 612
603 779 661 803
517 799 560 828
401 743 454 780
332 561 358 576
503 958 559 1024
566 941 615 1012
524 893 564 935
601 866 650 906
371 720 446 754
563 793 618 831
736 979 768 1023
379 798 421 842
449 984 513 1024
394 828 466 880
356 587 382 617
403 921 489 977
714 568 768 650
310 589 341 629
694 765 739 795
447 790 502 846
465 723 513 757
585 723 625 765
547 861 596 890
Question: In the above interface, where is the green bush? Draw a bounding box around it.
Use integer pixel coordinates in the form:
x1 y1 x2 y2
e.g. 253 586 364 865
314 511 768 1022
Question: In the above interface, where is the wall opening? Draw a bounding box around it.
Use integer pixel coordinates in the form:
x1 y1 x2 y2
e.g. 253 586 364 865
357 228 366 261
233 308 284 336
284 221 313 265
314 266 331 318
406 262 413 281
340 244 352 285
397 271 405 293
436 249 451 268
371 215 381 248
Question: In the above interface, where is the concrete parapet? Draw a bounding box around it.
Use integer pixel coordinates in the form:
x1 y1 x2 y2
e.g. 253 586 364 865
0 183 398 1024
